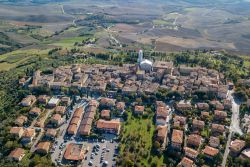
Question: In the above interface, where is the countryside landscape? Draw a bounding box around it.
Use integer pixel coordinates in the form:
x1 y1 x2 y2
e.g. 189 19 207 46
0 0 250 167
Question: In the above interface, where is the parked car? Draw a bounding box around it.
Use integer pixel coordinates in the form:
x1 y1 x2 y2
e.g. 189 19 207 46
88 161 93 166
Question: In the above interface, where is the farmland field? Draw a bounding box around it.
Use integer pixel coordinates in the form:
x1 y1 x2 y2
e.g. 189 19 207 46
1 0 250 72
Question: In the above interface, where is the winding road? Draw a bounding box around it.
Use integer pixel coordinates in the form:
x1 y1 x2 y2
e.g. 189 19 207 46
105 26 122 48
60 4 77 26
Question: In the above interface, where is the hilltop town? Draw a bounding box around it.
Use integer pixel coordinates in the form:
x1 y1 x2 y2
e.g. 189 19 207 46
5 50 249 167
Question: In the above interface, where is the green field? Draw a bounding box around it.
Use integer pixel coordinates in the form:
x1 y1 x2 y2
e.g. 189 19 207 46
119 112 164 167
0 49 50 71
49 36 85 47
153 19 172 25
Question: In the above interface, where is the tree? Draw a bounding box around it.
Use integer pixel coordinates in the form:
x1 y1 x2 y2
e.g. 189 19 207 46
124 97 130 104
136 98 142 104
147 122 151 132
122 111 129 121
167 91 182 100
234 90 248 102
153 141 161 150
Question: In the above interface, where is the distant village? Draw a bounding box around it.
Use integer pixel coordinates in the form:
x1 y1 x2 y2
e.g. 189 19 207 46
8 50 250 167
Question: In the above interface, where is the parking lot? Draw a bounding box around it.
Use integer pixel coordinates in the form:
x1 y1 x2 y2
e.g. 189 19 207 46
52 137 118 167
80 137 118 167
50 99 119 167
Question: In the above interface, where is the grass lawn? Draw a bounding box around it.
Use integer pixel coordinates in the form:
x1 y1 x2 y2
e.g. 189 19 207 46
201 128 210 138
119 112 164 167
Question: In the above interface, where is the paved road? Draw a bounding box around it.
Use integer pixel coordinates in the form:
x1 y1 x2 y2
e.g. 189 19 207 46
231 99 243 135
60 4 77 26
51 102 88 164
30 129 44 153
30 109 53 152
105 26 122 48
221 90 243 167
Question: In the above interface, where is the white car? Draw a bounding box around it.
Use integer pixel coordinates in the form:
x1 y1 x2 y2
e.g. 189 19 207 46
89 161 93 166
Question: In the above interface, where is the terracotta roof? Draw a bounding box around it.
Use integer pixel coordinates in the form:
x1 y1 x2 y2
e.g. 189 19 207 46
175 103 192 110
214 110 227 118
156 101 167 107
203 146 219 157
135 105 144 112
153 61 173 69
180 157 194 167
86 106 97 113
101 110 110 118
36 141 50 153
23 128 35 138
196 102 209 110
201 111 209 117
84 111 95 119
184 147 198 157
210 100 224 110
29 107 41 115
73 107 83 118
89 100 99 107
187 134 202 147
116 102 125 110
55 106 66 114
174 115 187 125
192 119 205 128
81 117 93 126
21 95 36 105
15 115 27 126
96 119 120 131
10 127 23 135
230 139 246 153
156 107 168 118
172 129 183 144
67 124 78 134
64 143 85 161
46 128 57 137
100 98 116 106
52 114 61 121
38 95 50 102
156 125 168 138
70 117 80 125
212 123 225 133
79 124 91 136
8 148 25 160
209 136 220 146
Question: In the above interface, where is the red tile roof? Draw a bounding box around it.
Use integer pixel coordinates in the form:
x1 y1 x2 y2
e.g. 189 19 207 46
8 148 25 160
230 139 246 153
180 157 194 167
172 129 183 144
203 146 219 157
64 143 85 161
101 110 111 118
96 119 120 132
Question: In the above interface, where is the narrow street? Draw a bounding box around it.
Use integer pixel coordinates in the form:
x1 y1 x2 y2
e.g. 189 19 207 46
221 90 242 167
30 109 53 152
30 129 44 153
